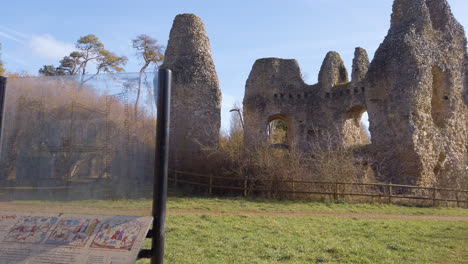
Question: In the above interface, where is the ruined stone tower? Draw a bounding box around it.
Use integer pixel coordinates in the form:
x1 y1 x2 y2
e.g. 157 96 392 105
366 0 468 186
160 14 222 171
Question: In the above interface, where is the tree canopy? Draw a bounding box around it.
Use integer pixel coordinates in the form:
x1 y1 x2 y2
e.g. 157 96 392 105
131 34 165 118
132 34 164 73
39 34 127 77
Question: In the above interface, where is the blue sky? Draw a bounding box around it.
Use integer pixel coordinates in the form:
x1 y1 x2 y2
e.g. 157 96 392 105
1 0 468 131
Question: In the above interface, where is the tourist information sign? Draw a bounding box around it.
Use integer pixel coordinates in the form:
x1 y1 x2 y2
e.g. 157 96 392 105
0 211 152 264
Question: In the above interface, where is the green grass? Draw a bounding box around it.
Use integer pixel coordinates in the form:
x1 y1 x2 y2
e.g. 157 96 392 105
166 197 468 217
12 196 468 217
5 196 468 263
135 215 468 264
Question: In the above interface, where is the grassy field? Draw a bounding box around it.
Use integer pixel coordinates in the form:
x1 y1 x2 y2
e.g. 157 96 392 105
10 196 468 216
137 215 467 264
4 196 468 263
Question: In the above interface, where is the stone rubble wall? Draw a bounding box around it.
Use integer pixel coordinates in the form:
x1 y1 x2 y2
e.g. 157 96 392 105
163 0 467 187
160 14 222 172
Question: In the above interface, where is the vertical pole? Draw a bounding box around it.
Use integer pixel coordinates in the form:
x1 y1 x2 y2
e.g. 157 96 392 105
152 69 171 264
0 77 5 191
292 178 295 200
432 187 436 207
0 77 6 149
243 178 247 197
333 182 337 201
209 174 213 195
465 191 468 209
379 184 383 204
388 184 392 204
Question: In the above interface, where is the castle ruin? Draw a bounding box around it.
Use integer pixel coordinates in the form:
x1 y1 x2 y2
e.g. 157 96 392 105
163 0 468 187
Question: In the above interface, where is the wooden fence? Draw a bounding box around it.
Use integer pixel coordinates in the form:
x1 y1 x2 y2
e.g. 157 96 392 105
170 170 468 208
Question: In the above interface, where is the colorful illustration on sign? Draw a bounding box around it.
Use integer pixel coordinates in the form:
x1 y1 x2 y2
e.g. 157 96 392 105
90 218 142 250
4 216 58 243
0 215 16 223
46 218 100 247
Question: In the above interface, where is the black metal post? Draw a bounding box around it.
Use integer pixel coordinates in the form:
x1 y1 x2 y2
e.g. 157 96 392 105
0 77 6 145
152 69 171 264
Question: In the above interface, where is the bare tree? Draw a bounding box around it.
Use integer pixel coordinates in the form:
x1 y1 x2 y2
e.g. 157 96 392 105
132 34 164 118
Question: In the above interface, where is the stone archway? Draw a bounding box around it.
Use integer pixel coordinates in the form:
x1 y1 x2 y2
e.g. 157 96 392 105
266 114 293 148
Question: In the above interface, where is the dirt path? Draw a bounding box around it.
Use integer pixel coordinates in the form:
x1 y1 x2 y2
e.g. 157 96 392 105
1 202 467 221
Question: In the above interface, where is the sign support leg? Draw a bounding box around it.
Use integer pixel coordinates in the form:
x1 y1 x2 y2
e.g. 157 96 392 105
151 69 171 264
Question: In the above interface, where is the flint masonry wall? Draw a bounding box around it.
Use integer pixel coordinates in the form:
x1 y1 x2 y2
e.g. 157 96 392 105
160 14 222 172
243 49 370 153
243 0 468 187
366 0 468 186
165 0 467 187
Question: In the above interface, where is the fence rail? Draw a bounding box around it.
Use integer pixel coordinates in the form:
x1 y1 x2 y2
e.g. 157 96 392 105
170 170 468 208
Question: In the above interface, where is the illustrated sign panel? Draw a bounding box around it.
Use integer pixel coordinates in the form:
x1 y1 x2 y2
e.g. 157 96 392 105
0 211 152 264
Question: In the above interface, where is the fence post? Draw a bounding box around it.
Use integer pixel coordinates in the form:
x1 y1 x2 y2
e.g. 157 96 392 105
465 193 468 209
243 177 248 197
455 191 459 208
209 174 213 195
388 184 392 204
292 178 295 199
333 182 338 201
432 187 436 207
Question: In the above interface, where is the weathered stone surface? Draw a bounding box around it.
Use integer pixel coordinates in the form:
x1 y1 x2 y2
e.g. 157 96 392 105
163 0 467 188
243 0 467 187
318 51 349 90
243 58 308 149
243 52 368 152
366 0 468 186
351 48 369 84
161 14 221 171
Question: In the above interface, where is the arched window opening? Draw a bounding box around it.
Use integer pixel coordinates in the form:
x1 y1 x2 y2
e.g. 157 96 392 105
360 111 371 142
267 118 289 146
343 105 371 146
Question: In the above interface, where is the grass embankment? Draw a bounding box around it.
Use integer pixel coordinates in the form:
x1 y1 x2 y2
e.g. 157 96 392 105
4 197 468 263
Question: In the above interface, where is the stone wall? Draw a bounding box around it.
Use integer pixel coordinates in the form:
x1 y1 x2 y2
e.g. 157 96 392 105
164 0 467 187
243 50 369 153
243 0 467 187
160 14 222 172
366 0 468 186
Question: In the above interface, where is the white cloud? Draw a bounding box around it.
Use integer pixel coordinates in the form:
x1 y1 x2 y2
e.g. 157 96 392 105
0 26 29 40
28 34 74 60
0 31 24 43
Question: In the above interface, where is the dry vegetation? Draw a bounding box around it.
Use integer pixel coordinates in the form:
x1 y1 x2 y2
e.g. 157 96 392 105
0 74 156 198
177 109 466 206
188 109 375 199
